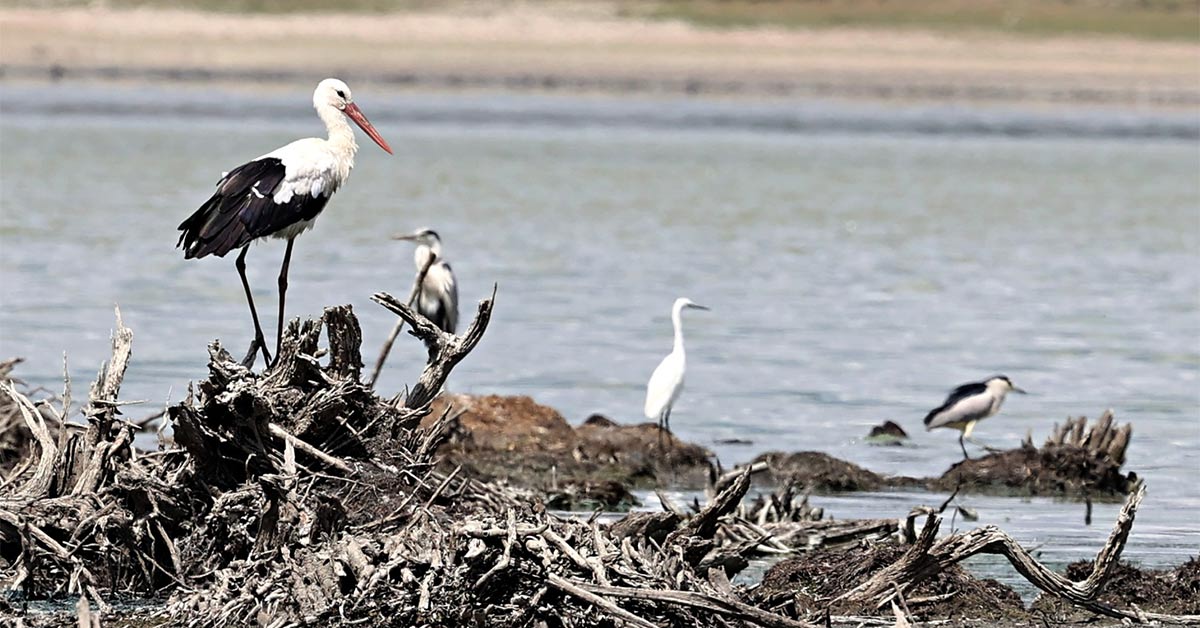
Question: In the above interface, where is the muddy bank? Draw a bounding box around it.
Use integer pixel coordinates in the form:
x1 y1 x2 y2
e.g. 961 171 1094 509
2 7 1198 108
422 392 1137 505
428 394 713 510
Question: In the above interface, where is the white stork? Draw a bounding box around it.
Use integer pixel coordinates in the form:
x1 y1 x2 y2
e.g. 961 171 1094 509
177 78 392 367
392 228 459 334
923 375 1027 459
644 297 709 450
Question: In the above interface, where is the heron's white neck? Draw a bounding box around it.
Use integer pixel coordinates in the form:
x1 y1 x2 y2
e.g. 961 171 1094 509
317 103 358 163
671 303 686 355
413 243 441 271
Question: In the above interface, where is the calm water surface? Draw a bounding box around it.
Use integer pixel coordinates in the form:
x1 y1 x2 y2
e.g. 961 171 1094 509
1 83 1197 581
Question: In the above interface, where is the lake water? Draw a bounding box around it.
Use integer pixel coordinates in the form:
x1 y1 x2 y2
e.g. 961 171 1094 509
1 82 1198 583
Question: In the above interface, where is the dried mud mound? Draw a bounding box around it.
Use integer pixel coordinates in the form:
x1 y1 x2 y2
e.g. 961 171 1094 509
428 395 714 509
751 451 920 492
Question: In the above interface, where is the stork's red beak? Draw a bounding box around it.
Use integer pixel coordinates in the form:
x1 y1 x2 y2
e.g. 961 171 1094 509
344 103 393 155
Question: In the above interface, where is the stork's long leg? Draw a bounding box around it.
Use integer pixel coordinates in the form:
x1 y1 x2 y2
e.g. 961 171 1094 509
235 246 273 367
275 237 296 363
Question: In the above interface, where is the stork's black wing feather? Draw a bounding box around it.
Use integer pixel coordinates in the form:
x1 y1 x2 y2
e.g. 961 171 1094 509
923 381 987 426
177 158 329 259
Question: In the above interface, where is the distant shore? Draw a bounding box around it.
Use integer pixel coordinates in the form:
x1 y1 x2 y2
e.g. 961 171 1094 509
1 6 1197 108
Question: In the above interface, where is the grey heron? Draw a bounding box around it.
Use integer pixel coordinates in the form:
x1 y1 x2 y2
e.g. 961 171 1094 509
392 228 459 334
644 297 709 449
178 78 392 367
923 375 1027 459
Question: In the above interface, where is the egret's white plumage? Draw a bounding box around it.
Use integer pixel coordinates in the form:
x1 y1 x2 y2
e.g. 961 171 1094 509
394 228 459 334
178 78 392 366
923 375 1026 458
644 297 708 447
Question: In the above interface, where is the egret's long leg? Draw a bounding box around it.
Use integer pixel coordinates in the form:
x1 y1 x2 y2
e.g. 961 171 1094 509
274 237 296 363
235 246 273 367
664 407 672 439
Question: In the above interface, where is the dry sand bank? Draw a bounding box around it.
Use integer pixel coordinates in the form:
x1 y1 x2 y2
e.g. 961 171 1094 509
1 6 1198 106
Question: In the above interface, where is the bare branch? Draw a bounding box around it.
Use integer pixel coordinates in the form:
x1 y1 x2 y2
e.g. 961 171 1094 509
366 253 437 388
371 285 496 409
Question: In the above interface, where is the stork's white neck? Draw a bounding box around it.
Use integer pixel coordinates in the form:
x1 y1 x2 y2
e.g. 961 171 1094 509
317 103 358 164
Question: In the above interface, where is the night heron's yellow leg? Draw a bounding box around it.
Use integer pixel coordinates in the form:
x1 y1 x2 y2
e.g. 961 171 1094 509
963 420 978 439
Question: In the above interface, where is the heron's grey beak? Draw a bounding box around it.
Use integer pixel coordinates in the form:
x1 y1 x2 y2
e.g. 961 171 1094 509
690 304 711 311
1012 387 1028 394
392 234 419 241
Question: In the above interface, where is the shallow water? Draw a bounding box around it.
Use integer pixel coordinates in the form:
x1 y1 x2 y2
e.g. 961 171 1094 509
1 82 1198 579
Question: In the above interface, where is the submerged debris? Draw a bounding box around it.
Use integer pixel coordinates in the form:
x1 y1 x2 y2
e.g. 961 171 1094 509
864 420 910 446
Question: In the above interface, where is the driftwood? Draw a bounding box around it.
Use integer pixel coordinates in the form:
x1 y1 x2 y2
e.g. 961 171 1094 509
835 485 1197 624
1046 411 1131 465
365 252 437 388
1 308 148 608
0 358 68 479
371 287 495 410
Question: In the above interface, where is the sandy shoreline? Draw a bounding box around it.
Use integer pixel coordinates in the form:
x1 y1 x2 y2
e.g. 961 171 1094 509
1 6 1198 106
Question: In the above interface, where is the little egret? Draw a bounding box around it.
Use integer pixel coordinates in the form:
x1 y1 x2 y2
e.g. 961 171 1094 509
644 297 709 449
392 228 459 334
178 78 392 367
923 375 1027 459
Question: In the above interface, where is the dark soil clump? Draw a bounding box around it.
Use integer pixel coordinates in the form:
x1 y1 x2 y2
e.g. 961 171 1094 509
865 420 910 445
752 451 922 492
929 413 1138 498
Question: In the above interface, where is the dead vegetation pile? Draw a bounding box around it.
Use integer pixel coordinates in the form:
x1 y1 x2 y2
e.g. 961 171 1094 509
1 295 1196 627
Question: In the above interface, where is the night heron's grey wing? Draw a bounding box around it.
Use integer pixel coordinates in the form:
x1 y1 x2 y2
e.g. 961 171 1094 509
923 382 990 430
420 261 458 334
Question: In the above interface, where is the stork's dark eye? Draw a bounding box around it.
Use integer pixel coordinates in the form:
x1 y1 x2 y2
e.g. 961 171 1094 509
336 90 346 99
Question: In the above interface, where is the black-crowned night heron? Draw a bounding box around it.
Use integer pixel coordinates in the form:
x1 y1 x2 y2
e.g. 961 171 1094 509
924 375 1026 459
